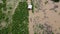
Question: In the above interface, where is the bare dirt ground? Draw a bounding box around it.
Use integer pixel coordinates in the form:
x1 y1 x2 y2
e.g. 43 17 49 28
28 0 60 34
27 0 34 34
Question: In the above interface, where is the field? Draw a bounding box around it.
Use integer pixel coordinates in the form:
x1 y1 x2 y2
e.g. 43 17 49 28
0 0 29 34
1 0 60 34
12 2 29 34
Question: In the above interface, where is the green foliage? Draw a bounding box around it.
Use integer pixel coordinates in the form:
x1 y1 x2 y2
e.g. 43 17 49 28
0 28 9 34
0 3 3 9
9 7 12 9
51 0 59 2
2 0 6 3
12 2 29 34
52 32 54 34
31 0 34 13
3 3 7 11
0 2 29 34
5 17 9 22
0 9 5 20
34 32 37 34
2 0 7 11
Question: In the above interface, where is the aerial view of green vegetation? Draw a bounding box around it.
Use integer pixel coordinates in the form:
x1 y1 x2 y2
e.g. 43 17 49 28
0 0 29 34
12 2 29 34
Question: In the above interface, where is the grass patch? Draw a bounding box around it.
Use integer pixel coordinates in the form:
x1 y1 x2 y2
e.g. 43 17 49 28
2 0 7 11
0 3 3 9
0 1 29 34
12 2 29 34
0 9 5 21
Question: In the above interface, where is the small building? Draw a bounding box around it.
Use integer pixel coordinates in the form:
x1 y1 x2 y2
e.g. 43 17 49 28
28 4 32 10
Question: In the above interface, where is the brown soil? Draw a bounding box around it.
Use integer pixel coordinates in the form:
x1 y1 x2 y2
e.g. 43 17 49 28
28 0 60 34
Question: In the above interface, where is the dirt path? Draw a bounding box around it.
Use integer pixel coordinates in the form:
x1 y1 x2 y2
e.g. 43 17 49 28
27 0 34 34
29 10 34 34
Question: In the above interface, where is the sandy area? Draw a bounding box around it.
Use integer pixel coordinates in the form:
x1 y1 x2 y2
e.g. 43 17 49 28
28 0 60 34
